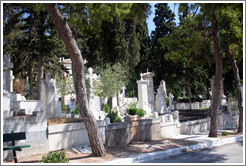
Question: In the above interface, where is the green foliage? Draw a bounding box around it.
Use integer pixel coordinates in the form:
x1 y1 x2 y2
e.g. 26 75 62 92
104 103 110 113
177 97 189 103
178 96 203 102
41 151 69 163
221 131 229 136
62 105 70 114
127 108 145 117
74 106 80 115
166 98 170 107
93 62 128 99
106 109 122 123
127 101 138 109
56 73 75 99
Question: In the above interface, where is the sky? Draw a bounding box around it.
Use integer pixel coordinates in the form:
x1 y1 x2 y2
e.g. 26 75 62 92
147 3 180 36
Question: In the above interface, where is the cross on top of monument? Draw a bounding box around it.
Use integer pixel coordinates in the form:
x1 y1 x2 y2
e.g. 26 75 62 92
168 93 174 100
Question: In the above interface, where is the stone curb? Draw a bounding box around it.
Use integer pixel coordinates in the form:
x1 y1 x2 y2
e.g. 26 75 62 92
105 135 243 163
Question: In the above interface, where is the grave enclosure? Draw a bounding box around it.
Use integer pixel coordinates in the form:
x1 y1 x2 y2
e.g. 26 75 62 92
2 55 240 161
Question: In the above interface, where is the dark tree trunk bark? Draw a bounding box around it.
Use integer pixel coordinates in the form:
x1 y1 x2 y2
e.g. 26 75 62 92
209 8 223 138
107 97 113 111
188 79 192 110
117 93 120 107
37 11 45 101
226 42 243 133
44 3 106 156
37 54 44 100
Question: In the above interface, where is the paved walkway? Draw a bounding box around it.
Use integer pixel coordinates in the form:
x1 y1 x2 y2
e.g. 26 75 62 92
4 130 243 164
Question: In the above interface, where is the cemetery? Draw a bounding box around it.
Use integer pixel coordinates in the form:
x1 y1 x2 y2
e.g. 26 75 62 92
2 54 241 162
2 2 243 163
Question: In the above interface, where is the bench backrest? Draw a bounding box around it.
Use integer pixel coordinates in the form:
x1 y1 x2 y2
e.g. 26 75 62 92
3 132 26 142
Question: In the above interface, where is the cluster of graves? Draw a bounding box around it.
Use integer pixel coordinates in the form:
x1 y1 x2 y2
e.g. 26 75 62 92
2 55 242 161
3 55 240 121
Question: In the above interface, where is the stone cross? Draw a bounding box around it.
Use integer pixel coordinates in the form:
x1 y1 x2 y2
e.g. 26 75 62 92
182 89 186 97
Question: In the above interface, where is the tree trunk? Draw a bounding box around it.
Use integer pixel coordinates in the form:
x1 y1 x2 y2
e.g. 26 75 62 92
37 53 44 100
209 8 223 138
37 11 45 101
188 79 192 110
117 93 120 107
44 3 106 156
226 42 243 133
107 97 113 111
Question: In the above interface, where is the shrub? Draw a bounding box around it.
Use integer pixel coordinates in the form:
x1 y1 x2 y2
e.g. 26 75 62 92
42 151 69 163
62 105 70 114
104 103 110 113
62 105 67 113
127 101 138 109
106 109 122 123
221 131 229 136
127 108 145 117
177 97 189 103
74 106 80 115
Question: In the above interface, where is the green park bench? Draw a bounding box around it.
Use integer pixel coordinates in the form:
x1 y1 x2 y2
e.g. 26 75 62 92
3 131 31 163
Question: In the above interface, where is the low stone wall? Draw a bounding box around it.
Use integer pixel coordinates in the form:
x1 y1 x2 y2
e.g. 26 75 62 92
3 111 48 160
179 118 210 134
160 121 180 137
175 100 211 110
179 109 239 134
11 100 43 115
48 120 106 151
105 118 162 146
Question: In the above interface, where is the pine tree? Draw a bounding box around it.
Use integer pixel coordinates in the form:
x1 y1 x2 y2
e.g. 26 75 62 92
150 3 177 91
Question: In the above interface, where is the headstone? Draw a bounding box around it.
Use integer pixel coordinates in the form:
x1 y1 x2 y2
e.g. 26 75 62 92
86 67 103 119
153 112 158 118
44 73 56 118
168 93 174 111
155 80 167 114
3 54 14 92
142 70 156 113
105 117 110 125
173 110 179 122
137 78 150 115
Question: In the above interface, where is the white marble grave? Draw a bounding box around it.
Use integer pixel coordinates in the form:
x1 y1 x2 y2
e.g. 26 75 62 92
142 70 156 113
168 93 174 111
156 80 167 114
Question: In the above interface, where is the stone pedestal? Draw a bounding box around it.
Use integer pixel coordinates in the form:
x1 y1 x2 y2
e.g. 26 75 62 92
137 79 152 116
142 71 156 113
